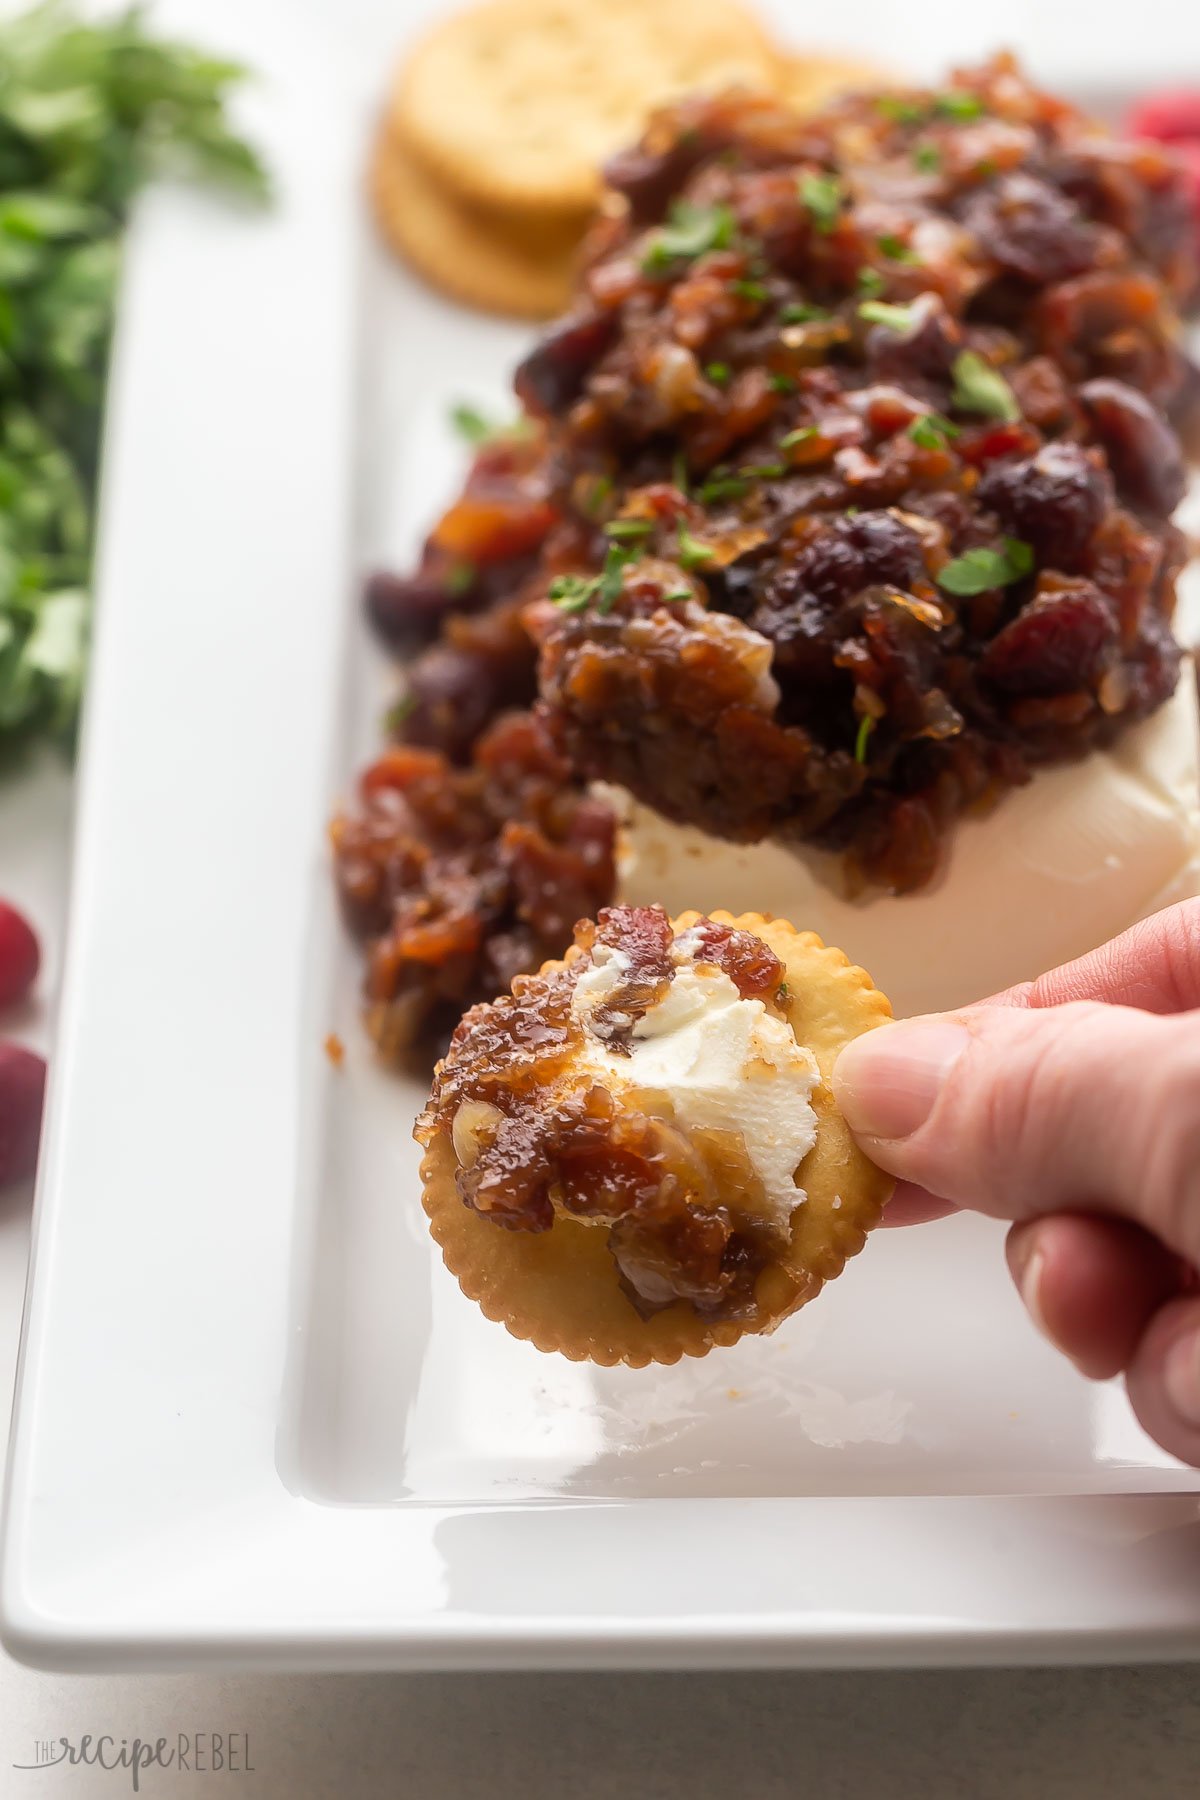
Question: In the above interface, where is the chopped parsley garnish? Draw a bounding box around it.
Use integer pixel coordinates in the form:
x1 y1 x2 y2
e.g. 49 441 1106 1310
596 544 632 609
913 142 941 173
642 199 736 272
798 171 843 233
705 361 731 385
775 980 791 1003
951 350 1020 422
579 473 613 518
780 426 818 450
908 413 960 449
446 561 476 596
731 278 769 302
662 586 694 603
672 450 690 495
385 693 416 733
696 471 751 505
877 233 917 262
548 574 594 612
677 527 716 570
854 715 875 763
876 95 927 125
936 89 984 120
549 539 644 614
740 462 786 480
450 402 532 445
450 403 491 443
936 537 1034 596
780 301 829 323
768 372 796 394
858 299 917 332
603 518 654 542
857 266 886 297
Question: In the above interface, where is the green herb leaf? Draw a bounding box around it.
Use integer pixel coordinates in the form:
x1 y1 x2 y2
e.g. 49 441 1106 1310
677 528 715 570
857 266 886 297
798 171 843 233
780 301 828 324
739 461 785 480
450 403 492 443
671 451 690 495
936 89 984 120
603 518 654 541
767 372 796 393
696 471 751 506
876 96 927 125
704 361 731 385
548 574 596 612
730 278 768 302
936 537 1034 596
446 561 476 596
642 200 735 272
579 472 613 518
385 692 416 734
913 142 941 173
854 715 875 763
907 412 961 449
780 426 818 450
877 233 917 262
662 586 694 602
950 350 1020 422
858 300 917 332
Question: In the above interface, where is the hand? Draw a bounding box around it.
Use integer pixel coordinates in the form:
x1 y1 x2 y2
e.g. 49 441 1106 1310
833 899 1200 1464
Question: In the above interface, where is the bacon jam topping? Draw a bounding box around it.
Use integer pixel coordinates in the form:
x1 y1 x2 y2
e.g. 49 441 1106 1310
337 57 1199 1049
331 713 615 1057
416 905 816 1321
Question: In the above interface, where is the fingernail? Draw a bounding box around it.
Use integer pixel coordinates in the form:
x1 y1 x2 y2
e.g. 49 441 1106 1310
1164 1330 1200 1428
834 1019 970 1140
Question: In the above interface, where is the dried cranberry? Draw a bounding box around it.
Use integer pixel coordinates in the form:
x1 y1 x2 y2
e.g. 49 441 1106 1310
365 566 479 651
514 309 617 418
0 902 39 1012
604 135 710 223
0 1043 45 1189
981 583 1117 694
977 443 1110 570
961 173 1103 283
1078 378 1187 515
796 512 926 606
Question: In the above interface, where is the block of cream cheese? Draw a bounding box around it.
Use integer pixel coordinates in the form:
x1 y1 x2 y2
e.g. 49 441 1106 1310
610 659 1200 1018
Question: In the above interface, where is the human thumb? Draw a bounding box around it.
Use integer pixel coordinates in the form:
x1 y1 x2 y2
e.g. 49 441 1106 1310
833 999 1200 1262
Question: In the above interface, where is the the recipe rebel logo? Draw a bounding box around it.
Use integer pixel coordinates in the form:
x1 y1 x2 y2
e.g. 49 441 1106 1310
13 1732 254 1790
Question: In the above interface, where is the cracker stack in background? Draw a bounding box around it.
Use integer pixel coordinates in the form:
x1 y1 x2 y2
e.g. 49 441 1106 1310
371 0 883 319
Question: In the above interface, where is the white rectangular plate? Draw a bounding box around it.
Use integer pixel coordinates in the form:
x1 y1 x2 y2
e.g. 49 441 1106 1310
4 0 1200 1672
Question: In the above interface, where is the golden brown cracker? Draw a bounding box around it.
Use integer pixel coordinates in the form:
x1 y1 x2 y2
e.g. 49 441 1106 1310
774 51 890 117
369 126 579 320
390 0 780 215
419 912 893 1365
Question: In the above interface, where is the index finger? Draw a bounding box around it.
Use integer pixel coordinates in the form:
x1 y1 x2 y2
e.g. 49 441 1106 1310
986 898 1200 1015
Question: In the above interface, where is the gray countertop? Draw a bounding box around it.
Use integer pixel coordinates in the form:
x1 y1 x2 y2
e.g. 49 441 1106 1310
5 1663 1200 1796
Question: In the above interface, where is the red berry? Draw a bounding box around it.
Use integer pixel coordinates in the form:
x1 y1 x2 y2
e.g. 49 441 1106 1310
0 1044 46 1189
0 901 40 1012
1126 90 1200 143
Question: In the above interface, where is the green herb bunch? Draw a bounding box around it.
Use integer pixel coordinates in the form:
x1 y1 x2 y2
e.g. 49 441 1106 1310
0 1 267 756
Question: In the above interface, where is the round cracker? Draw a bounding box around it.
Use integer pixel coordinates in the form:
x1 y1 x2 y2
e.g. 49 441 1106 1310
419 911 894 1366
390 0 781 215
775 51 891 117
369 126 579 320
